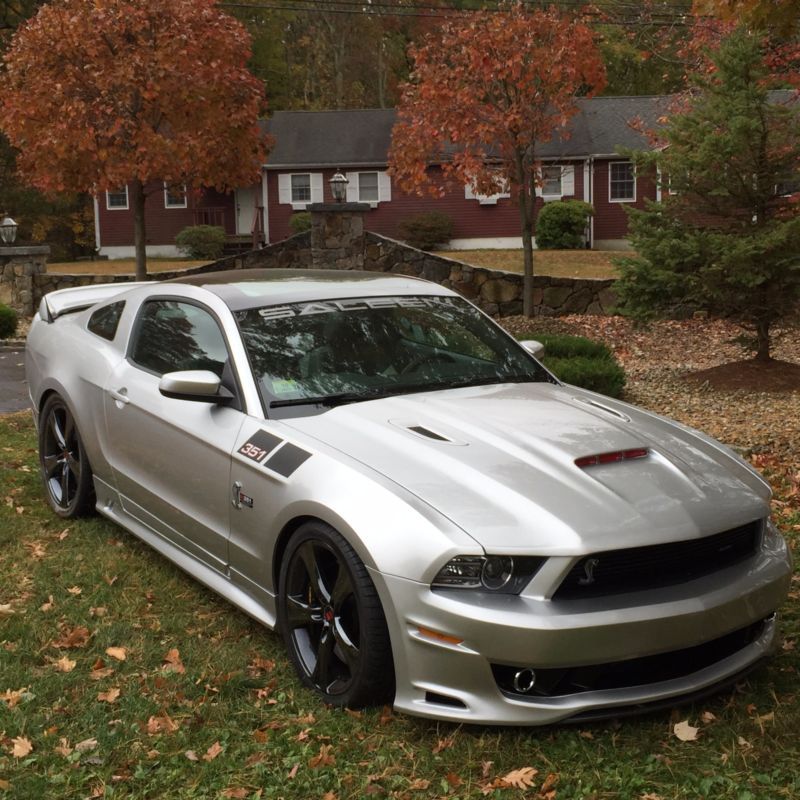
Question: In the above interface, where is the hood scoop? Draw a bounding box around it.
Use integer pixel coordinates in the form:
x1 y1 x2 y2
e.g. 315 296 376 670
388 419 467 446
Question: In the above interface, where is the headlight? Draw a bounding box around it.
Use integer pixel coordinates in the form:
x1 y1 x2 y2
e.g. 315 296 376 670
432 555 545 594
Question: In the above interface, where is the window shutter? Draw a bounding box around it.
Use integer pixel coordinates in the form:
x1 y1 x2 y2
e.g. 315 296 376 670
310 173 324 203
278 174 291 205
561 165 575 196
378 171 392 202
345 172 358 202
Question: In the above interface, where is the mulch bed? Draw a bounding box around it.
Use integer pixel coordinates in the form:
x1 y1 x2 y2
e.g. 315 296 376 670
500 314 800 466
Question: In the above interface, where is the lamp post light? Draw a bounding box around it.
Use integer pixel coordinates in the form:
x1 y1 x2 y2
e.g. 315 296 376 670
0 214 18 245
329 170 349 203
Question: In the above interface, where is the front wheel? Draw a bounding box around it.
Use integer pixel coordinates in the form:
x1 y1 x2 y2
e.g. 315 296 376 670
277 521 395 708
38 395 95 518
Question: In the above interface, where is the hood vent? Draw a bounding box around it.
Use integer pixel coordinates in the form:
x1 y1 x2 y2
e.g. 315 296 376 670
572 396 630 422
407 425 452 442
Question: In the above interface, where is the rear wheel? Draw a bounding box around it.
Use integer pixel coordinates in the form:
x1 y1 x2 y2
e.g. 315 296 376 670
278 521 395 708
38 395 95 518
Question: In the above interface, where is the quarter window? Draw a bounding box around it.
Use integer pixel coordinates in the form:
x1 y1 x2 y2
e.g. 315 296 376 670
130 300 228 377
88 301 125 341
291 174 312 203
610 162 635 202
358 172 379 202
106 187 128 210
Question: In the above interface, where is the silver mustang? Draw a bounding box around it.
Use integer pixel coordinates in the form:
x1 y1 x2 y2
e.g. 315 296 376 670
25 269 791 725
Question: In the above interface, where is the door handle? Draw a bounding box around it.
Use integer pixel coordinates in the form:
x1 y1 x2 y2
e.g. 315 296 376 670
108 388 130 405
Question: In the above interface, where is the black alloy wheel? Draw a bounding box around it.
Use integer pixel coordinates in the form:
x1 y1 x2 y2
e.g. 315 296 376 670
278 521 394 708
38 395 95 518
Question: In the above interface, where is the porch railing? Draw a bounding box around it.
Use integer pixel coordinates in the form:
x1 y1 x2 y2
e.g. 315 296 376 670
192 207 227 228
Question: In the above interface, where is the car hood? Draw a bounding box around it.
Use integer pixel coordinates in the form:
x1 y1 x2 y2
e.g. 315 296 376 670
283 383 770 553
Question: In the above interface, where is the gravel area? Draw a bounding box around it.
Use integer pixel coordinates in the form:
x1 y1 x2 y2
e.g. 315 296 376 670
501 315 800 465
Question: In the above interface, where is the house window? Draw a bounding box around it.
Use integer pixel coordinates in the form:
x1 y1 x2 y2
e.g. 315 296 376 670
776 176 800 196
358 172 379 202
609 162 635 202
542 166 562 196
106 187 128 210
164 183 187 208
291 174 312 203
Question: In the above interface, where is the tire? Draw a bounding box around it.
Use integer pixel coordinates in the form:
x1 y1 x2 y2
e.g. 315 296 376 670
38 395 95 518
277 521 395 708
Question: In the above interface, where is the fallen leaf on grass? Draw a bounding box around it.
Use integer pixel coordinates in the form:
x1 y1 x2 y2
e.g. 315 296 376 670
432 735 455 754
309 743 335 769
52 625 90 649
700 711 717 724
446 772 463 788
58 529 70 541
10 737 32 758
39 595 55 612
97 688 120 704
248 656 275 673
146 714 179 735
202 741 223 762
105 646 126 661
409 778 430 790
673 720 700 742
162 648 185 674
501 767 538 789
1 688 29 708
540 772 558 798
54 656 76 673
321 793 337 800
221 790 248 799
24 541 47 559
90 606 107 618
640 794 665 799
74 738 98 753
0 604 15 617
184 750 198 761
67 586 82 596
54 738 73 757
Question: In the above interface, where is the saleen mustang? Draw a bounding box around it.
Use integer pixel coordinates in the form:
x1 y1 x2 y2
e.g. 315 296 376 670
26 269 791 725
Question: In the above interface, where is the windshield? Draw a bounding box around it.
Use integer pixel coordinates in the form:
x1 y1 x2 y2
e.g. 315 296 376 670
235 294 553 414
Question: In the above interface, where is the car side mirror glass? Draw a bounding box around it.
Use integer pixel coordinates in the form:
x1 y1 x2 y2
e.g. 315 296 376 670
519 339 545 360
158 370 234 404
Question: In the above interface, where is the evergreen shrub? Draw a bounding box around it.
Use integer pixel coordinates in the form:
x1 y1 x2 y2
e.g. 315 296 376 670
398 211 454 250
536 200 593 249
0 304 18 339
175 225 226 260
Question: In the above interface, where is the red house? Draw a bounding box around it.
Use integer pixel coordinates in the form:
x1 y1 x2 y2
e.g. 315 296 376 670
93 95 670 258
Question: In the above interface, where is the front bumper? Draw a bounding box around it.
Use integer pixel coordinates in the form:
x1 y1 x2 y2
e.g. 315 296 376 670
370 527 791 725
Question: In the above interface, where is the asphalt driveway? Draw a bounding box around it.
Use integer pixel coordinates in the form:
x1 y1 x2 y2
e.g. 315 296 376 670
0 347 29 413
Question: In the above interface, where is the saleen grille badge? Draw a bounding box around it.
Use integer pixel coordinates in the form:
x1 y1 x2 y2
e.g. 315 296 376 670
578 557 600 586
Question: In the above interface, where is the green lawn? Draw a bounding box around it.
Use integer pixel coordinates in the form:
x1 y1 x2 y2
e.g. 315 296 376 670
47 258 209 275
1 411 798 799
433 249 623 279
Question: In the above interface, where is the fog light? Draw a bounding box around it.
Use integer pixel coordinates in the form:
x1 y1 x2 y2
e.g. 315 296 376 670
512 668 537 694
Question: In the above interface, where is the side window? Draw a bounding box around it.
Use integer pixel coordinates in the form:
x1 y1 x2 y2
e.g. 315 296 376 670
88 301 125 341
129 300 228 377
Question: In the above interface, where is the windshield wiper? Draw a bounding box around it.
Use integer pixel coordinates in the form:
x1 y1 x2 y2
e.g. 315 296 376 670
269 375 537 409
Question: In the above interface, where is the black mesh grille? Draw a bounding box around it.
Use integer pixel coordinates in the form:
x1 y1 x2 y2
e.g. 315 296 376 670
554 520 761 600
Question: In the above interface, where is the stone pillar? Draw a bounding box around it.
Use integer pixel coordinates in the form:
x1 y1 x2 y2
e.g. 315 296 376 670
0 245 50 316
308 203 369 270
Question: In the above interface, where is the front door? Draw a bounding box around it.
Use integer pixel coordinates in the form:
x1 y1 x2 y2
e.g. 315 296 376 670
103 298 243 571
236 187 258 236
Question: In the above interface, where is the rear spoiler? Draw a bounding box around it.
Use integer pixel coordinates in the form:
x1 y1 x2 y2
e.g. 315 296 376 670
38 282 148 323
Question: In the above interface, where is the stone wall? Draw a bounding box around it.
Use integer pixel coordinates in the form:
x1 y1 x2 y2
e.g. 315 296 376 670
1 246 51 316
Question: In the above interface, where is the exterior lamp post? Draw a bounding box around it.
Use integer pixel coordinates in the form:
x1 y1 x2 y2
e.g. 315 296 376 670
0 215 18 244
329 170 349 203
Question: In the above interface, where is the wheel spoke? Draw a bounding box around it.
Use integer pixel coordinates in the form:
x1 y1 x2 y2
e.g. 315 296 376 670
330 564 354 608
42 453 60 479
49 412 66 450
312 627 335 689
66 452 81 482
59 463 71 506
285 594 319 629
63 413 75 447
298 541 331 603
333 618 360 672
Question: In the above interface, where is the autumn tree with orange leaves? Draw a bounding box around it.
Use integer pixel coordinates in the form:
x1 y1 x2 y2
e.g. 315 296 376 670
1 0 267 280
389 3 605 316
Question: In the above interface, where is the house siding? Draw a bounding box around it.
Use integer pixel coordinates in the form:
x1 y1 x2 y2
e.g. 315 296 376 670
266 162 585 245
96 183 237 250
591 159 657 243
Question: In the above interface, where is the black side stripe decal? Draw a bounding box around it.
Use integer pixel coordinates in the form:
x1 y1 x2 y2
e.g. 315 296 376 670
264 443 312 477
238 430 282 463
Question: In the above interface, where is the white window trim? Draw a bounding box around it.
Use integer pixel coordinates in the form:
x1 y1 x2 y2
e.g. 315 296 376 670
464 176 511 205
541 165 563 200
345 170 391 207
357 171 380 205
609 161 636 203
290 172 312 208
163 182 188 209
106 186 129 211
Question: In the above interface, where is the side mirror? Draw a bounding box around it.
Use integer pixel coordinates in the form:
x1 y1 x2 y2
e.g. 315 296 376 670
159 370 234 404
519 339 545 360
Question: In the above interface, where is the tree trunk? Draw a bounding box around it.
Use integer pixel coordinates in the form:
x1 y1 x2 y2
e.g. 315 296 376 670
130 179 147 282
516 158 535 317
755 318 771 362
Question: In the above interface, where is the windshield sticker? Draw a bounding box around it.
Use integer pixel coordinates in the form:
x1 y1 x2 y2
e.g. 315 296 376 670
257 296 457 320
271 378 300 395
